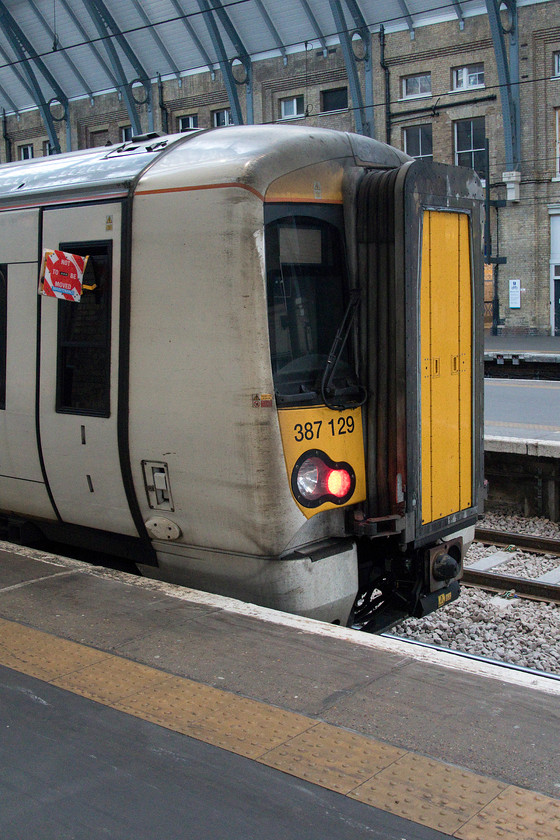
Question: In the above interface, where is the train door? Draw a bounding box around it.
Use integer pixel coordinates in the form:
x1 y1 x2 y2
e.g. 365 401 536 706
419 210 473 524
0 208 56 519
551 211 560 335
555 271 560 336
354 160 482 539
38 202 138 536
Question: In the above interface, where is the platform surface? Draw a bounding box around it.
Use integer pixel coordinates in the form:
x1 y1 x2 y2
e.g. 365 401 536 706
0 541 559 840
485 378 560 442
485 335 560 355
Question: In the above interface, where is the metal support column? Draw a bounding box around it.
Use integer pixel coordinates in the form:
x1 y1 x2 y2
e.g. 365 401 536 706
344 0 375 138
207 0 253 124
83 0 154 136
196 0 244 124
485 0 520 171
328 0 374 137
0 0 69 152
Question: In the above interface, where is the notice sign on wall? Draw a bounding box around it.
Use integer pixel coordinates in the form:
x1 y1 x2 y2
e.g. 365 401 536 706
38 249 89 302
509 278 521 309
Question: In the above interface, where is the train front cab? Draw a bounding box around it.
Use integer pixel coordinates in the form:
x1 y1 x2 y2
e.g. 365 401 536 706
351 160 484 631
267 158 484 632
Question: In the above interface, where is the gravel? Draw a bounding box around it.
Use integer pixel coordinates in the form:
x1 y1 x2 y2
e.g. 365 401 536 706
391 512 560 676
464 542 560 578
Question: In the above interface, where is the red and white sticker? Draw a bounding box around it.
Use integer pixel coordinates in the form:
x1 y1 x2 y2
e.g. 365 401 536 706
38 249 88 302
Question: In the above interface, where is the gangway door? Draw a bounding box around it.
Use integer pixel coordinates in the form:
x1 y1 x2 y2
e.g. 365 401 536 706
420 210 473 524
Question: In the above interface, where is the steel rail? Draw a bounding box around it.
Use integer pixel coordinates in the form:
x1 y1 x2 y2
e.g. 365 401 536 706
466 527 560 603
384 634 560 682
474 527 560 556
461 567 560 603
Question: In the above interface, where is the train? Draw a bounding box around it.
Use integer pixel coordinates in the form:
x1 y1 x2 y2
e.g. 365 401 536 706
0 124 484 632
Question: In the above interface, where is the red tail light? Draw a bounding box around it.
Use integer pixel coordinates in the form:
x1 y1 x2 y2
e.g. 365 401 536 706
291 450 355 508
327 468 353 498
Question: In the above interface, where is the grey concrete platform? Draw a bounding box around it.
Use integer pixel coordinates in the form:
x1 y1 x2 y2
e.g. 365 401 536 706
3 664 451 840
485 335 560 355
0 540 558 812
484 377 560 446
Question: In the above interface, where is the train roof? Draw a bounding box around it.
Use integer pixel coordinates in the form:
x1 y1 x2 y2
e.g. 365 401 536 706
0 125 410 208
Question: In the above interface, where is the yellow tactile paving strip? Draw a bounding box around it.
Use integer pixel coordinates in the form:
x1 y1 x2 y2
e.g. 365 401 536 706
0 616 558 839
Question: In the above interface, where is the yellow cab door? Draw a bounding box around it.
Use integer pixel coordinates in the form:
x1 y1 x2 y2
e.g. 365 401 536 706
420 210 473 524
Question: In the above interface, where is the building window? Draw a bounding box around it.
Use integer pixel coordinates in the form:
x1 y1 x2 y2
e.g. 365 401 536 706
42 140 55 156
403 125 433 160
178 114 198 131
0 266 6 410
213 108 233 127
452 63 484 90
18 144 33 160
280 95 304 119
321 87 348 112
401 73 431 99
57 242 112 416
554 52 560 77
455 117 486 175
556 110 560 176
89 129 110 148
121 125 132 142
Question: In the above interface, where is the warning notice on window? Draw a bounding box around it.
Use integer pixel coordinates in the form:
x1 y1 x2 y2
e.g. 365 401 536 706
38 249 88 302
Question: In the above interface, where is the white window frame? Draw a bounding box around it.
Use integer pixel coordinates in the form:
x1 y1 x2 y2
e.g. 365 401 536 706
18 144 33 160
403 124 433 161
554 52 560 78
452 63 484 91
179 114 198 131
213 108 233 127
279 95 304 119
401 73 431 99
120 125 132 142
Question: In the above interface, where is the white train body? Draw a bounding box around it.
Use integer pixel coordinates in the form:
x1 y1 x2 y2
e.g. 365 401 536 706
0 126 484 631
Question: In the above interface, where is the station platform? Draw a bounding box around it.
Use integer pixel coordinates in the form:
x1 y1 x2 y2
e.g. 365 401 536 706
0 540 559 839
484 335 560 381
485 335 560 355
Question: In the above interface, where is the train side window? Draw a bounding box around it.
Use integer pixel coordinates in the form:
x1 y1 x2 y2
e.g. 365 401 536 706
0 265 6 410
56 242 111 416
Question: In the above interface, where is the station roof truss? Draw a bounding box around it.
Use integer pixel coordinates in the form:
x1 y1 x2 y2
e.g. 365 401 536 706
0 0 544 167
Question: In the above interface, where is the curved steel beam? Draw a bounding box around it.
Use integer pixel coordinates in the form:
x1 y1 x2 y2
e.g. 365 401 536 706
254 0 287 65
298 0 328 55
169 0 216 78
27 0 94 100
0 41 29 112
58 0 120 94
0 0 68 151
82 0 149 135
195 0 244 124
206 0 253 123
485 0 520 171
341 0 375 137
397 0 415 40
129 0 182 82
329 0 366 134
450 0 465 29
0 77 19 115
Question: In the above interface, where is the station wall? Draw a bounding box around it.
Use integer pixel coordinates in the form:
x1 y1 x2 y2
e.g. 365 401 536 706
2 1 559 335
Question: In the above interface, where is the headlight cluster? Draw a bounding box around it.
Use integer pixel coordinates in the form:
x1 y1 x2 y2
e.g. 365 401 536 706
291 450 355 507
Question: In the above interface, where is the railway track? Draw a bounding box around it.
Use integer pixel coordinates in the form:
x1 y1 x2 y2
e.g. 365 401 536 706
465 528 560 604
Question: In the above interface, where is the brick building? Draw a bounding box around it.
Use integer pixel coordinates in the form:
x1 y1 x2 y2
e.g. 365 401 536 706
1 0 559 334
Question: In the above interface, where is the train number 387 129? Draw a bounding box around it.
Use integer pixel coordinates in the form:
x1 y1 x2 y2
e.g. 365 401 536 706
294 415 355 442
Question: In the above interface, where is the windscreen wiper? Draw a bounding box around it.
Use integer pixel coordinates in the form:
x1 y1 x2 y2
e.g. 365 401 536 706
321 289 367 411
